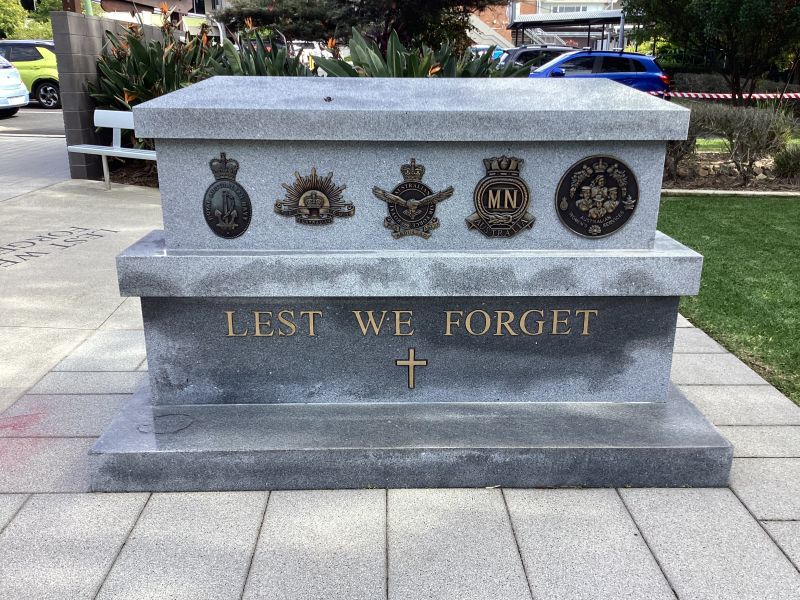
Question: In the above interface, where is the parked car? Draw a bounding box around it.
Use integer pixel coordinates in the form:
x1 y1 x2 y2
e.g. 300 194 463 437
0 55 29 119
469 45 505 61
290 40 333 67
499 44 574 69
529 50 671 94
0 40 60 109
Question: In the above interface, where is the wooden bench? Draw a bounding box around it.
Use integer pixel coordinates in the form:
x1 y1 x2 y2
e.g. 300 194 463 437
67 110 156 189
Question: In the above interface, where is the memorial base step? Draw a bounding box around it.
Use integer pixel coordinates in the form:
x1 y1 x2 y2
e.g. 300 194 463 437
90 384 732 491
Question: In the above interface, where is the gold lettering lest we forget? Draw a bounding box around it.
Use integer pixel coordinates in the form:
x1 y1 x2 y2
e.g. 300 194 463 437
224 308 599 338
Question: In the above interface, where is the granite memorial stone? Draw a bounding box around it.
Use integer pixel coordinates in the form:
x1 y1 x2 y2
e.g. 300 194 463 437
90 77 732 491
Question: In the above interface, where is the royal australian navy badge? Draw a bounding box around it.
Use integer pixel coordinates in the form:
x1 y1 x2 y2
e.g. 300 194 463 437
467 156 534 237
202 152 252 239
372 159 454 239
275 168 353 225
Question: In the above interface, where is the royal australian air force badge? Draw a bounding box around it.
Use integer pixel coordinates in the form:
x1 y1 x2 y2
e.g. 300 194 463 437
372 159 454 239
467 155 534 237
203 152 252 239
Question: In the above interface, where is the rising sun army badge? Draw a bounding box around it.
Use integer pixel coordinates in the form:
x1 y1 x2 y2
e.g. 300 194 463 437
275 168 354 225
467 155 534 238
372 159 454 239
556 156 639 238
202 153 252 239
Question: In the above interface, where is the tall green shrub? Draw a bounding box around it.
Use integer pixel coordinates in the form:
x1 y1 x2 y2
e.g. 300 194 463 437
89 21 220 111
217 34 312 76
773 145 800 183
315 28 533 78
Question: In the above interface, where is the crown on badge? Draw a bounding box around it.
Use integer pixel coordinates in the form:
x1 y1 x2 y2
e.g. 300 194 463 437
592 158 609 173
400 158 425 182
484 155 523 175
210 152 240 180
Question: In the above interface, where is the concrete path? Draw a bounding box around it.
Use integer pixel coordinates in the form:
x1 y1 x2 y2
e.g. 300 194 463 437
1 181 799 599
0 108 70 202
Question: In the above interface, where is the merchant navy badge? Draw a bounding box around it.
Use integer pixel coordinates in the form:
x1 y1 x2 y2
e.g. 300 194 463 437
202 152 252 239
467 155 534 237
372 158 454 239
275 168 353 225
556 156 639 238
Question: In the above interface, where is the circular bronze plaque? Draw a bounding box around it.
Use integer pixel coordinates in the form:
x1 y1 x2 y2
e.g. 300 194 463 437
203 180 252 239
555 156 639 238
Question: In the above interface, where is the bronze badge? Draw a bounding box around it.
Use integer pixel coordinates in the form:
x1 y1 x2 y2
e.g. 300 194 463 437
556 156 639 238
372 159 454 239
467 156 534 237
275 168 353 225
202 153 252 239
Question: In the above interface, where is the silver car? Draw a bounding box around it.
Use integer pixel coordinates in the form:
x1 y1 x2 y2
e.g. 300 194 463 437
0 55 29 119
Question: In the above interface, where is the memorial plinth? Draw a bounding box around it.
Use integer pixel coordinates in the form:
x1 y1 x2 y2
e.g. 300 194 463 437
91 77 732 491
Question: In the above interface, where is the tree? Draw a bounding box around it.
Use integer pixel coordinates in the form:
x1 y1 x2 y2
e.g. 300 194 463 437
32 0 63 23
0 0 26 39
216 0 506 53
624 0 800 103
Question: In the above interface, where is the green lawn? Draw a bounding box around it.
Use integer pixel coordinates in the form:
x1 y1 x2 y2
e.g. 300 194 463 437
658 196 800 404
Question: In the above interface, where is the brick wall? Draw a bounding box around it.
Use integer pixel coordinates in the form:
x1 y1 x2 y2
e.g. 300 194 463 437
51 11 160 180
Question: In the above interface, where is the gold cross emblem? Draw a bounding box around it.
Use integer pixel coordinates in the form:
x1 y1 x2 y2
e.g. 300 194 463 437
395 347 428 390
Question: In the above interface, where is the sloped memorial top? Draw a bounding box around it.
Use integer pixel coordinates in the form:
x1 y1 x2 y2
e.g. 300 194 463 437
133 76 690 142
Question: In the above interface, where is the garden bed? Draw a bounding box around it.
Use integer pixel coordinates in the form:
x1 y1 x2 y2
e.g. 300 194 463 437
664 152 800 191
109 159 159 188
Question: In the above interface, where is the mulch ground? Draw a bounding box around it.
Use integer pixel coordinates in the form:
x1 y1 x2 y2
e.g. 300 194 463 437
109 159 159 188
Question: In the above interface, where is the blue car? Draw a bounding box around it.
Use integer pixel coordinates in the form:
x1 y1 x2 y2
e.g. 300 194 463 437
529 50 670 94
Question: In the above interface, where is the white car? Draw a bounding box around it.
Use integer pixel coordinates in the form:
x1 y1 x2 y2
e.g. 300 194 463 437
290 40 333 66
0 55 29 119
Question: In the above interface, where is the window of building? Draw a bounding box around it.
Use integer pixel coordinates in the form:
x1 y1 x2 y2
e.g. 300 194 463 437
552 5 589 12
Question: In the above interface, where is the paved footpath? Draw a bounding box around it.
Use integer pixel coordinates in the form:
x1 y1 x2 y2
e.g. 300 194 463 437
0 181 799 599
0 109 71 202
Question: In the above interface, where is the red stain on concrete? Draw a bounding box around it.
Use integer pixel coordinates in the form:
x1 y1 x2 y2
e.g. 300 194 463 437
0 412 46 432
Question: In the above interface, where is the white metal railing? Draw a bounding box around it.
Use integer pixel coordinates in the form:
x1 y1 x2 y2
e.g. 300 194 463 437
523 28 566 46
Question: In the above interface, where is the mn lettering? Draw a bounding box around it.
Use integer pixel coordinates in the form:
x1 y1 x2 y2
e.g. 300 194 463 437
487 188 518 210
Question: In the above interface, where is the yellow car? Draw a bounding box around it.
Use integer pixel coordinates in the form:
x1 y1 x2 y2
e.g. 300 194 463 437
0 40 60 109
